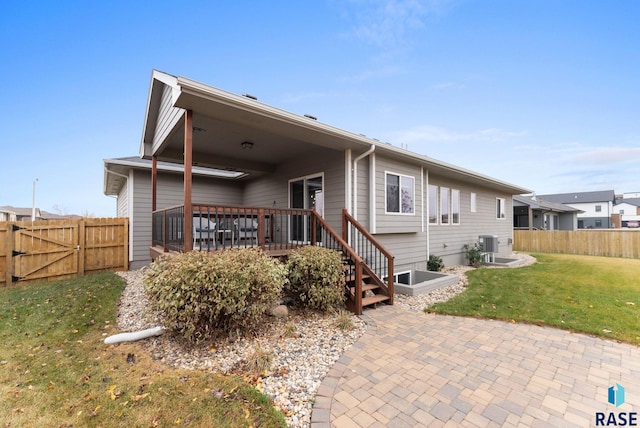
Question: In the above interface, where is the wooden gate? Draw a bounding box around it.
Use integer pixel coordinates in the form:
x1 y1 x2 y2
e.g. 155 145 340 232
1 218 128 286
13 221 79 283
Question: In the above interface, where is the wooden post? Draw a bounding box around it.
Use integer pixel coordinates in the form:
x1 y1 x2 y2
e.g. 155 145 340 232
4 223 12 286
183 110 193 252
152 155 158 212
78 219 85 277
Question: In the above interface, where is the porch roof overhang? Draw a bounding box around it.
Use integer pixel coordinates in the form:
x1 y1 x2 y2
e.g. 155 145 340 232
139 70 531 195
103 156 245 196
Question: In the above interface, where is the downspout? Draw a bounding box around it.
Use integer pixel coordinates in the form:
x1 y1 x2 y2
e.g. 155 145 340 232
352 145 375 221
425 169 430 261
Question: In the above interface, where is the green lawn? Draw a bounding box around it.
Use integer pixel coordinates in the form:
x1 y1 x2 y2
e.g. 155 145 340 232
428 253 640 345
0 273 286 427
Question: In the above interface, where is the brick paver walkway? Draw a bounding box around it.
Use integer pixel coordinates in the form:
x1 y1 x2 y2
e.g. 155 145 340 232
311 305 640 427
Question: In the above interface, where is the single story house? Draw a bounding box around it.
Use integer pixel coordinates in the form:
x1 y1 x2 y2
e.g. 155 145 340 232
537 190 615 229
513 195 583 230
110 70 531 313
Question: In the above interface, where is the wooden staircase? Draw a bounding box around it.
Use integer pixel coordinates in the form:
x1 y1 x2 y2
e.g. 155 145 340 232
343 256 391 312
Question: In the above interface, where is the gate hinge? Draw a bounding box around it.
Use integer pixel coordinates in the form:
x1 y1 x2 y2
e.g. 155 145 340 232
12 225 24 231
12 250 27 257
12 275 22 283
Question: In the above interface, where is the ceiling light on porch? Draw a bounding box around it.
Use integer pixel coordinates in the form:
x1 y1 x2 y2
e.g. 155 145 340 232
241 141 254 150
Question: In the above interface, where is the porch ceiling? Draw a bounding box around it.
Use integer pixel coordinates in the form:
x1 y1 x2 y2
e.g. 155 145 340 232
152 89 367 179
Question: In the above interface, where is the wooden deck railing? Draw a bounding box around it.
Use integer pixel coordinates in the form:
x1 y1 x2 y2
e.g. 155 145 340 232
151 204 393 314
342 208 395 305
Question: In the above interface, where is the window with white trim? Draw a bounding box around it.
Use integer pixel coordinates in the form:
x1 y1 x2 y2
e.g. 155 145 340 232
440 187 450 224
383 271 411 285
428 185 438 224
595 205 602 212
496 197 506 219
452 189 460 224
470 193 477 213
385 172 414 214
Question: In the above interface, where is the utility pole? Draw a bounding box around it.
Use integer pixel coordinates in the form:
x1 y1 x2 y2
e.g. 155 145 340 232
32 178 38 221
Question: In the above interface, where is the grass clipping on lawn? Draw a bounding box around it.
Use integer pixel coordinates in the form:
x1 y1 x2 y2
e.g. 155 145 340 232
0 272 286 428
428 253 640 345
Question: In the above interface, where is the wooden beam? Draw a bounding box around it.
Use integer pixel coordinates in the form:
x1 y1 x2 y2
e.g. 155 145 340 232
184 110 193 252
151 155 158 212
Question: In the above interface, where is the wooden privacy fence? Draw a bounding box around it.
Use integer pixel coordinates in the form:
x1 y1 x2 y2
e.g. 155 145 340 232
514 229 640 259
0 218 128 286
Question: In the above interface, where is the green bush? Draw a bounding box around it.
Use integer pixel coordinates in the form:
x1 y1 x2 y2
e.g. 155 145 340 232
463 242 484 268
144 249 287 342
285 246 345 312
427 254 444 271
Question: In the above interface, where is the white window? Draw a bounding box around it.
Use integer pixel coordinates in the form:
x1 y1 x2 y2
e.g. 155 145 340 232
384 271 411 285
595 205 602 212
620 209 625 215
452 189 460 224
385 172 414 214
428 185 438 224
496 198 506 219
440 187 450 224
470 193 477 213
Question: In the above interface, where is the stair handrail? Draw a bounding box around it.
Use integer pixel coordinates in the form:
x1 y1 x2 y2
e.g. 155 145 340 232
342 208 394 304
310 210 366 314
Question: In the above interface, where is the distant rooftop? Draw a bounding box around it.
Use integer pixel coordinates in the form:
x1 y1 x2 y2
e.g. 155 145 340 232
536 190 615 204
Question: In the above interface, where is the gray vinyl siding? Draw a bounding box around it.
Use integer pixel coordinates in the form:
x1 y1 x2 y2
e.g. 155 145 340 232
374 156 423 234
129 170 243 269
243 147 346 231
151 85 183 154
428 175 514 266
352 155 370 230
117 182 128 218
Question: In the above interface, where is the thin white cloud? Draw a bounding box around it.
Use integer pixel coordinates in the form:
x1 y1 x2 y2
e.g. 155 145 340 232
336 0 450 48
565 146 640 164
389 124 528 143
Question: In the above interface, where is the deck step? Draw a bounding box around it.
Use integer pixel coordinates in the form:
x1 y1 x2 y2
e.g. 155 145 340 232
344 273 371 283
362 294 390 307
349 283 380 293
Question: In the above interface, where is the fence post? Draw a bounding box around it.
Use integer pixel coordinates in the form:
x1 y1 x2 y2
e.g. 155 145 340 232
78 219 85 277
4 222 13 286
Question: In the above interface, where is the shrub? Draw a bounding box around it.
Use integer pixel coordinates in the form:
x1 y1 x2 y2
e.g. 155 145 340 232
285 246 345 312
144 248 287 342
463 242 484 268
427 254 444 272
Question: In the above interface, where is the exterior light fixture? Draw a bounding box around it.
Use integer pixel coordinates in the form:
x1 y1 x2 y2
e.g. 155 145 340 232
241 141 254 150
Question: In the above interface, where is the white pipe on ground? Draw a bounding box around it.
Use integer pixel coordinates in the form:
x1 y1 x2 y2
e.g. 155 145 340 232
104 326 166 344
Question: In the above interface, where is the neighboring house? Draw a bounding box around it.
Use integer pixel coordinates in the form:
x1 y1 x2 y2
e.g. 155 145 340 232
0 206 42 221
0 206 81 221
612 197 640 228
513 195 582 230
104 156 247 269
0 207 17 222
537 190 615 229
126 69 530 281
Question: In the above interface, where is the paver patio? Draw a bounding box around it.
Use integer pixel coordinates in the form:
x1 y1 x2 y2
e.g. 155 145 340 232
311 305 640 427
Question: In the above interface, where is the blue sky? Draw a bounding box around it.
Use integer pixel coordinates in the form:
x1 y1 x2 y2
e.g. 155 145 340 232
1 0 638 217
